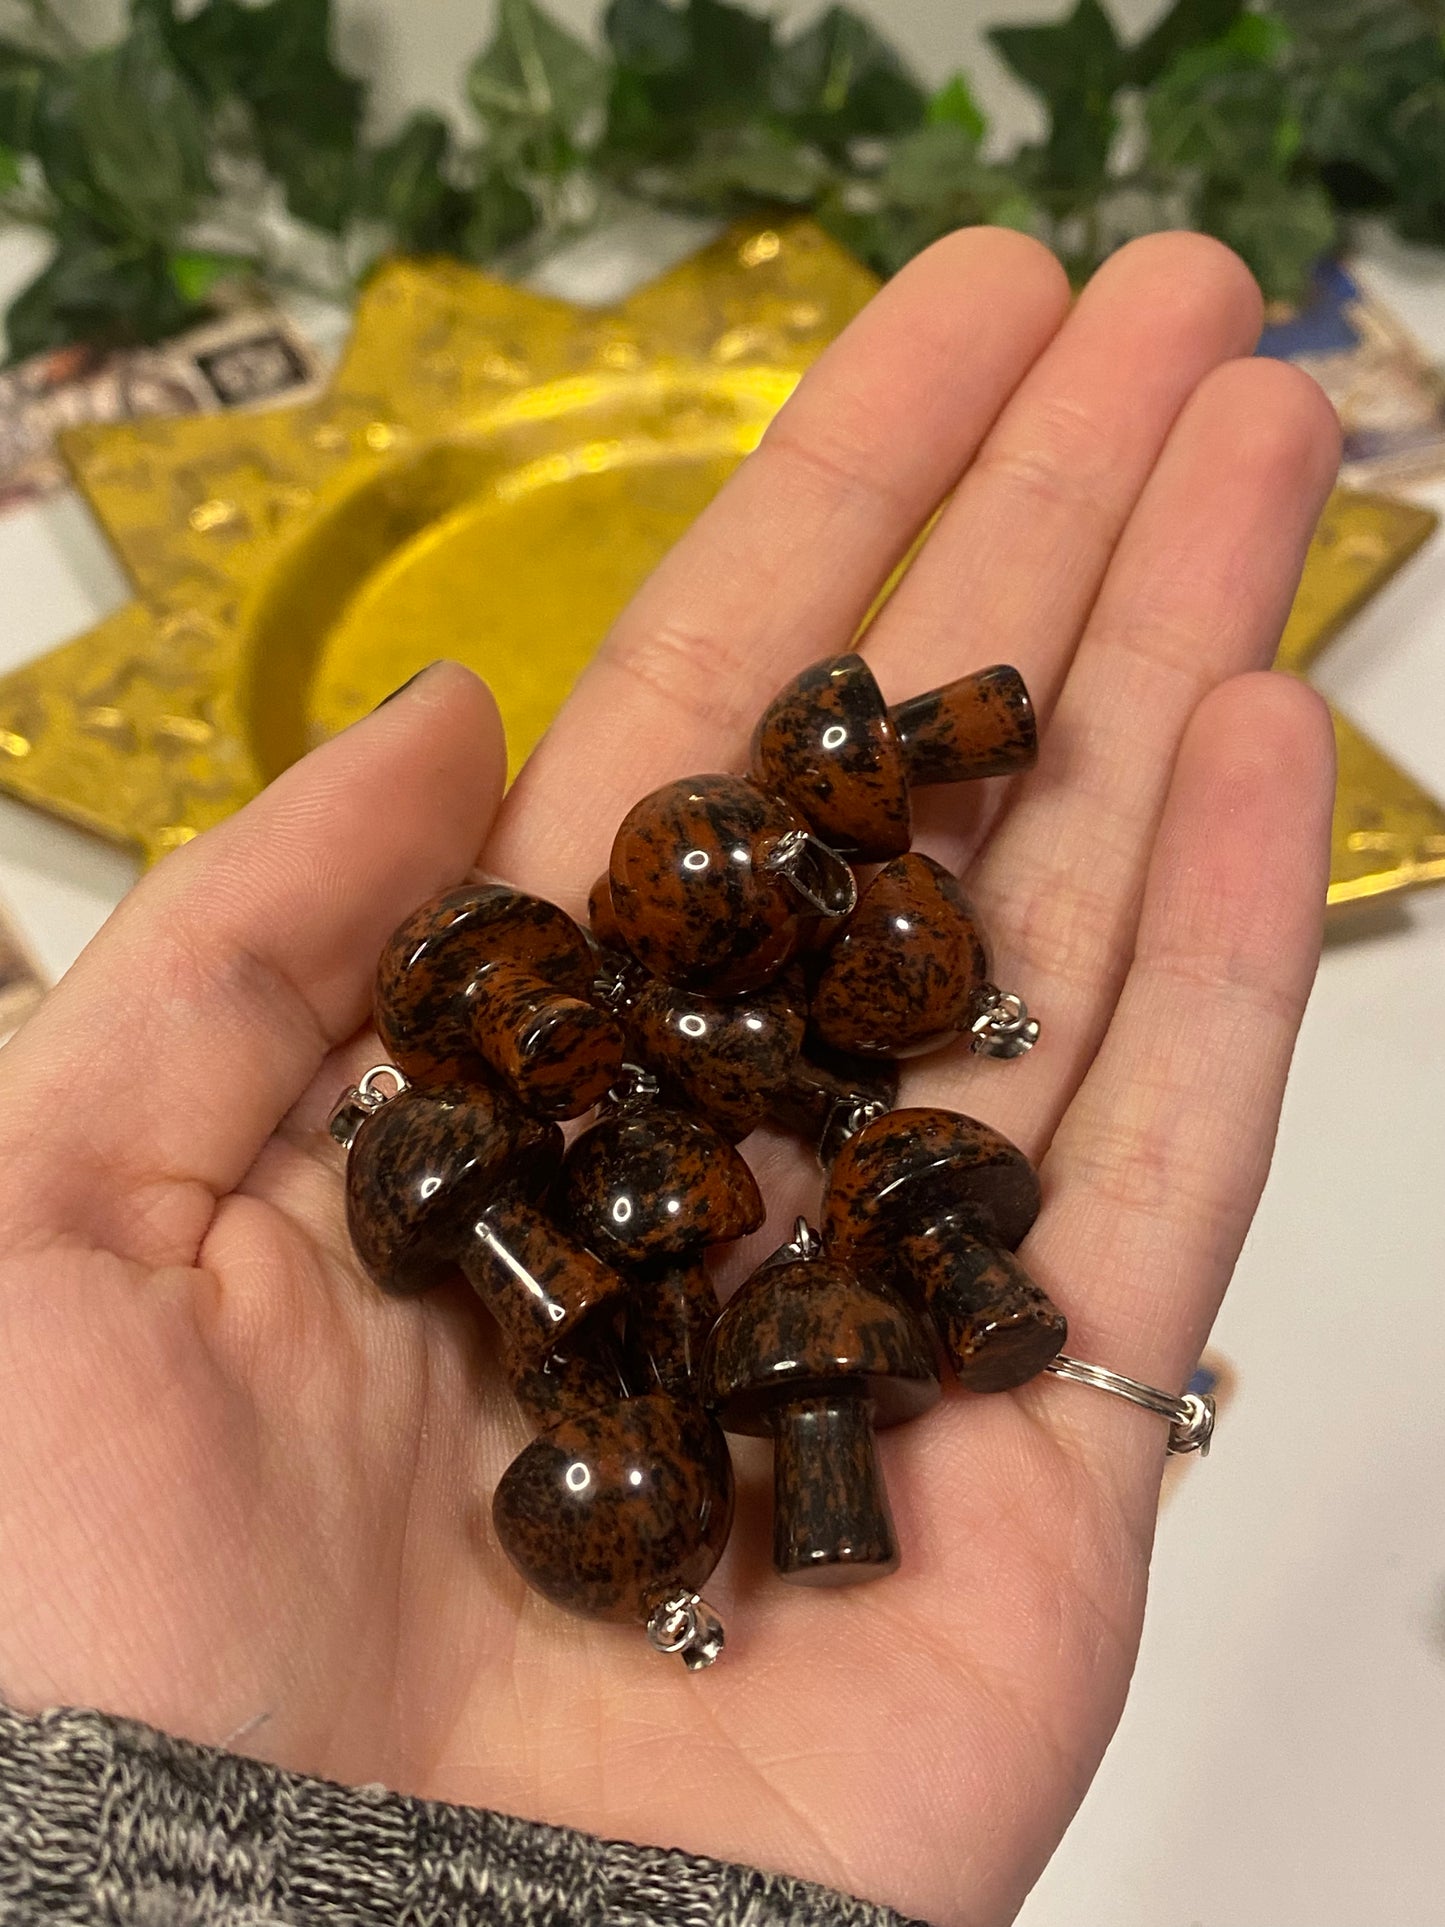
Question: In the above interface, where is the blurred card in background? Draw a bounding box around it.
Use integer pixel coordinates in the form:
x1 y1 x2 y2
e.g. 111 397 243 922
0 309 321 515
1260 261 1445 488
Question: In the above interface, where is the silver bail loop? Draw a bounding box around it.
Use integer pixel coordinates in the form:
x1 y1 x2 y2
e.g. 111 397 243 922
327 1064 408 1151
969 987 1040 1059
818 1091 891 1169
646 1591 725 1670
766 828 858 919
762 1217 824 1267
604 1061 660 1112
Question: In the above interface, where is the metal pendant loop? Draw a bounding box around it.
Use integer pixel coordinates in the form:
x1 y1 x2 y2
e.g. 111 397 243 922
327 1063 408 1151
1045 1353 1217 1457
646 1590 725 1670
969 987 1040 1059
766 828 858 919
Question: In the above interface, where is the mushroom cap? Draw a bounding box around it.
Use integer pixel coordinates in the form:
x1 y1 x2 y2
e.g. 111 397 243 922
627 975 806 1140
375 882 597 1084
750 653 911 862
492 1392 735 1623
561 1103 764 1260
811 853 991 1056
702 1256 939 1435
824 1106 1040 1258
608 774 814 995
346 1085 560 1294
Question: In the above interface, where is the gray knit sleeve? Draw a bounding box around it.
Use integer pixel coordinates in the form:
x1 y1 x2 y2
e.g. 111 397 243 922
0 1703 930 1927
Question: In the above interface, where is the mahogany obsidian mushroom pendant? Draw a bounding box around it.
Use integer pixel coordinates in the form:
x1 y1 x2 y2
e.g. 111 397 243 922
751 653 1036 863
374 882 625 1119
607 774 857 995
342 1080 628 1395
811 851 1037 1060
559 1068 764 1400
492 1389 735 1668
615 967 898 1161
702 1227 938 1585
823 1107 1067 1393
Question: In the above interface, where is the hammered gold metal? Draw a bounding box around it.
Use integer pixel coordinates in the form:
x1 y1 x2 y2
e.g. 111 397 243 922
0 223 874 864
1275 488 1445 905
0 220 1441 910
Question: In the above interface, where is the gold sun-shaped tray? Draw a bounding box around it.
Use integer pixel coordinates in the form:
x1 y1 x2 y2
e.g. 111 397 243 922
0 217 1440 906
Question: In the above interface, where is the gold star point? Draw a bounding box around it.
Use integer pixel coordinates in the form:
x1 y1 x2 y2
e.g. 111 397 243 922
1 220 1442 910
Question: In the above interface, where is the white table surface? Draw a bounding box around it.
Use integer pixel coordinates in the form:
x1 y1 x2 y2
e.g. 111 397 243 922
3 226 1445 1927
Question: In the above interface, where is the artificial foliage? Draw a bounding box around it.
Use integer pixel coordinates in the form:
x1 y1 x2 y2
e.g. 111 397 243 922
2 0 1445 360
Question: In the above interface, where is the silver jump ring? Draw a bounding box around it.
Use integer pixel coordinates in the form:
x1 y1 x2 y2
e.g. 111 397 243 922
1044 1354 1216 1457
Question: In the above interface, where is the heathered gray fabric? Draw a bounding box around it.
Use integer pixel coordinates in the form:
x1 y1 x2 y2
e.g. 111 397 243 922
0 1704 929 1927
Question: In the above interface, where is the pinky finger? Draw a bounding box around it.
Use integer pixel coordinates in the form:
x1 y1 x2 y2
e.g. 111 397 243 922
1018 670 1335 1508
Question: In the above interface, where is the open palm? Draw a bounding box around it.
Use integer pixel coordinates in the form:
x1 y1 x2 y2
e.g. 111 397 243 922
0 229 1340 1926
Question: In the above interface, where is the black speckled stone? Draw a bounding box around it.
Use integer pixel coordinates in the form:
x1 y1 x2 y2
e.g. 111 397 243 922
609 774 839 995
823 1105 1041 1258
751 653 911 863
811 853 993 1057
898 1215 1066 1392
561 1102 763 1262
492 1392 735 1623
891 663 1037 785
345 1085 558 1295
626 976 806 1140
702 1253 937 1587
623 1253 719 1400
374 882 622 1118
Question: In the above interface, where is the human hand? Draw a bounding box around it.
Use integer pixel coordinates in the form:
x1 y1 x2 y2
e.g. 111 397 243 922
0 228 1339 1926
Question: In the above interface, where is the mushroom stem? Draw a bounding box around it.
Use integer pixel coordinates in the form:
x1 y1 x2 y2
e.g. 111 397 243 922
889 664 1037 786
770 1391 898 1586
898 1221 1066 1393
470 957 624 1118
460 1201 624 1361
625 1253 719 1400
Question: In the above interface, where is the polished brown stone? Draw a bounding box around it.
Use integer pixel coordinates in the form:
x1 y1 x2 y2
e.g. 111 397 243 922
345 1084 558 1294
702 1251 937 1585
492 1392 735 1623
811 853 993 1056
823 1106 1041 1258
625 976 807 1140
608 774 854 995
374 882 623 1118
623 1253 719 1401
751 653 911 862
891 663 1037 786
823 1108 1063 1390
560 1100 764 1261
750 654 1038 863
587 870 629 955
470 956 626 1120
506 1327 631 1429
345 1084 626 1365
770 1041 900 1166
897 1216 1066 1391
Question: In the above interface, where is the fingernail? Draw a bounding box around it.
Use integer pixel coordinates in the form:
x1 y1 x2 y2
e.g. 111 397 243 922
375 662 444 709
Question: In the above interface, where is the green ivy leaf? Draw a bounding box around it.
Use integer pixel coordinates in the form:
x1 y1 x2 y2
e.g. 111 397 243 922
0 37 51 155
989 0 1127 189
1126 0 1245 87
167 247 253 302
603 0 690 75
31 13 211 246
0 139 19 192
657 123 832 207
356 110 476 252
165 0 366 232
1200 172 1335 298
927 72 988 145
1146 15 1297 181
458 164 539 262
768 7 927 152
4 223 202 361
468 0 607 175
